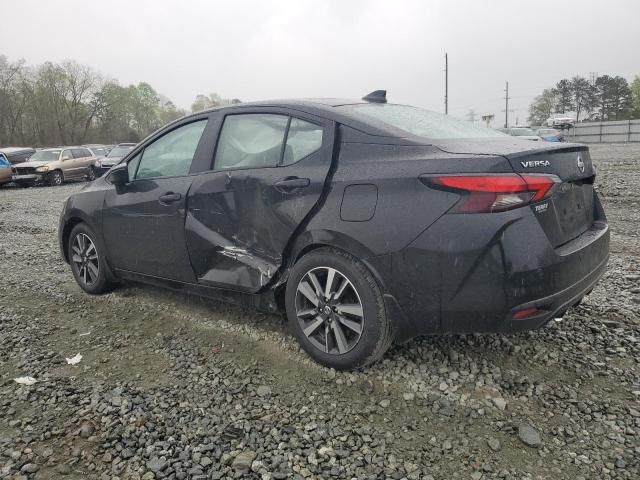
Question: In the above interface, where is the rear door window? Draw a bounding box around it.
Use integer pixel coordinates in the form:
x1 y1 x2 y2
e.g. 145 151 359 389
135 120 207 179
283 118 323 165
214 114 288 170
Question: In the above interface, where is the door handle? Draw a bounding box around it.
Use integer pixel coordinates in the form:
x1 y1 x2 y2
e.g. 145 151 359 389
158 192 182 204
273 177 310 193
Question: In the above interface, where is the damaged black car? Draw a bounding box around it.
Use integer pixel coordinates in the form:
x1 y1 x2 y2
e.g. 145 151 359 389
59 91 609 370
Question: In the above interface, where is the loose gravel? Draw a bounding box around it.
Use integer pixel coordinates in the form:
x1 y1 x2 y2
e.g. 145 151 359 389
1 143 639 480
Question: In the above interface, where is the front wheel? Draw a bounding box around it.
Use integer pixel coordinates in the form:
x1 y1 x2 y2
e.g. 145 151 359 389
48 170 64 186
68 223 115 294
285 248 392 370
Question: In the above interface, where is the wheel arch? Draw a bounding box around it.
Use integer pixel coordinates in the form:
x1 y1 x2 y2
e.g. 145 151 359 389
273 230 384 311
60 211 97 263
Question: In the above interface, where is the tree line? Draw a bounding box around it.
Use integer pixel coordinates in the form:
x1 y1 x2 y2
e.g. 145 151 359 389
0 54 240 147
528 74 640 126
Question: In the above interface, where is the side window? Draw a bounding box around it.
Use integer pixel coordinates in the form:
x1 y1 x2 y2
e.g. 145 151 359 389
283 118 323 165
135 120 207 179
61 150 73 160
71 149 85 159
83 148 93 157
127 153 142 179
215 114 288 170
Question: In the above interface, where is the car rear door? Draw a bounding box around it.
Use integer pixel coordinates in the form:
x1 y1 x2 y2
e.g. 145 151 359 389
185 108 334 293
101 118 210 281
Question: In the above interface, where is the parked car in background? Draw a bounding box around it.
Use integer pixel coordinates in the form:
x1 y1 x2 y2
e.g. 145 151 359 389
95 143 136 176
506 127 542 141
546 114 575 128
0 152 13 186
84 144 108 158
536 128 564 142
0 147 36 164
58 92 609 369
12 146 97 187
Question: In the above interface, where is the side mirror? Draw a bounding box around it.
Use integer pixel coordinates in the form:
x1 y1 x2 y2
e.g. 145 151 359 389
107 163 129 186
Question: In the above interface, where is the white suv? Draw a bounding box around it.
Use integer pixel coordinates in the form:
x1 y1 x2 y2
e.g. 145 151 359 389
546 114 575 128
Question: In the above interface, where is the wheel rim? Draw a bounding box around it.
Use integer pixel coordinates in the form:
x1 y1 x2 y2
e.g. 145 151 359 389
53 172 62 185
71 233 99 286
295 266 364 355
88 168 95 180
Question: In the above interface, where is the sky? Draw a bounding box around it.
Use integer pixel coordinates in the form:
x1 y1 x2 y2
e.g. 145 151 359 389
1 0 639 126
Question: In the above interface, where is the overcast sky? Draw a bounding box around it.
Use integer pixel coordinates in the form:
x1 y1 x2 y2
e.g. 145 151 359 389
1 0 639 126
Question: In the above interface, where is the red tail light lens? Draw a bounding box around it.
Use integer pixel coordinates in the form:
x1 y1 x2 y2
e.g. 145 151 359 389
422 174 560 213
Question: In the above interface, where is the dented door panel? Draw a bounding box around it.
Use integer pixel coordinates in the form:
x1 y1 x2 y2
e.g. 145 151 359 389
186 160 333 293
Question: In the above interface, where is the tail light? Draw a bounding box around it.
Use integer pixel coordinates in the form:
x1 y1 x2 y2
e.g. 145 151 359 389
421 174 560 213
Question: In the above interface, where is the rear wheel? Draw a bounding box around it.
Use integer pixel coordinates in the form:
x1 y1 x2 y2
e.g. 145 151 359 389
87 166 96 181
285 248 392 370
48 170 63 186
68 223 115 294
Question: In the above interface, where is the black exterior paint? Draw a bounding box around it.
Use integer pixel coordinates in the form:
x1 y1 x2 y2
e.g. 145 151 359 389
59 99 610 344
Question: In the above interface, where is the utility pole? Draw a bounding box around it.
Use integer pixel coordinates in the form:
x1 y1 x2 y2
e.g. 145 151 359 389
504 81 510 128
466 109 476 122
444 53 448 115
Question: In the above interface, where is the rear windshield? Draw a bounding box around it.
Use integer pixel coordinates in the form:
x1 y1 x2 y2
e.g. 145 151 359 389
511 128 536 136
29 150 61 162
107 145 134 158
341 104 506 139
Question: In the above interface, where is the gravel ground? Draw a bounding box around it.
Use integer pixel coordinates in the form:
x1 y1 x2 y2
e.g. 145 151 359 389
1 143 639 480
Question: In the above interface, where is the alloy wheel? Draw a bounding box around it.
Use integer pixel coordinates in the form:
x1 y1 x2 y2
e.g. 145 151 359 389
71 233 99 286
51 171 63 186
295 266 364 355
87 167 96 181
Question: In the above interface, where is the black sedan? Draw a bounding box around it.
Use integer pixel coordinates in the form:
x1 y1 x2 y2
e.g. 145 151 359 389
58 91 609 370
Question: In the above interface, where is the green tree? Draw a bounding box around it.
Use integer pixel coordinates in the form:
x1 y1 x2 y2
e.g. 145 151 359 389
595 75 633 121
0 54 240 146
554 79 573 113
191 92 241 113
631 76 640 118
528 88 557 126
570 76 597 121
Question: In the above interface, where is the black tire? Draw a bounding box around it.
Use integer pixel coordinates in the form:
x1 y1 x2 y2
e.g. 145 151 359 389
87 166 96 181
48 170 64 186
285 248 392 370
68 223 115 294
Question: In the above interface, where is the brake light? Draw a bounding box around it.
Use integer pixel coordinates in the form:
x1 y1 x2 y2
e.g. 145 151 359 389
422 174 560 213
512 307 540 319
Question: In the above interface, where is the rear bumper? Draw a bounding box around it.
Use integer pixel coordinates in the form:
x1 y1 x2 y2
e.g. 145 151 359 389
367 196 610 342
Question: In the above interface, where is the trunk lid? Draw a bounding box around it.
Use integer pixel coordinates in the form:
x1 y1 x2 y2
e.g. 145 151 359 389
435 139 595 247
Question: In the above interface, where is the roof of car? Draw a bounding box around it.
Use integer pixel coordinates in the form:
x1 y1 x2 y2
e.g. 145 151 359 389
196 98 363 116
188 97 405 138
0 147 35 154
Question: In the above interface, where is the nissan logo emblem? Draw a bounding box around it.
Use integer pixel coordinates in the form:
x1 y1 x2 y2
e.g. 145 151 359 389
577 156 585 173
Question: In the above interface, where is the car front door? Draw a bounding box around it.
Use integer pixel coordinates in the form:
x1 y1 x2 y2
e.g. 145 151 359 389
60 149 76 177
101 118 209 281
185 110 334 293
